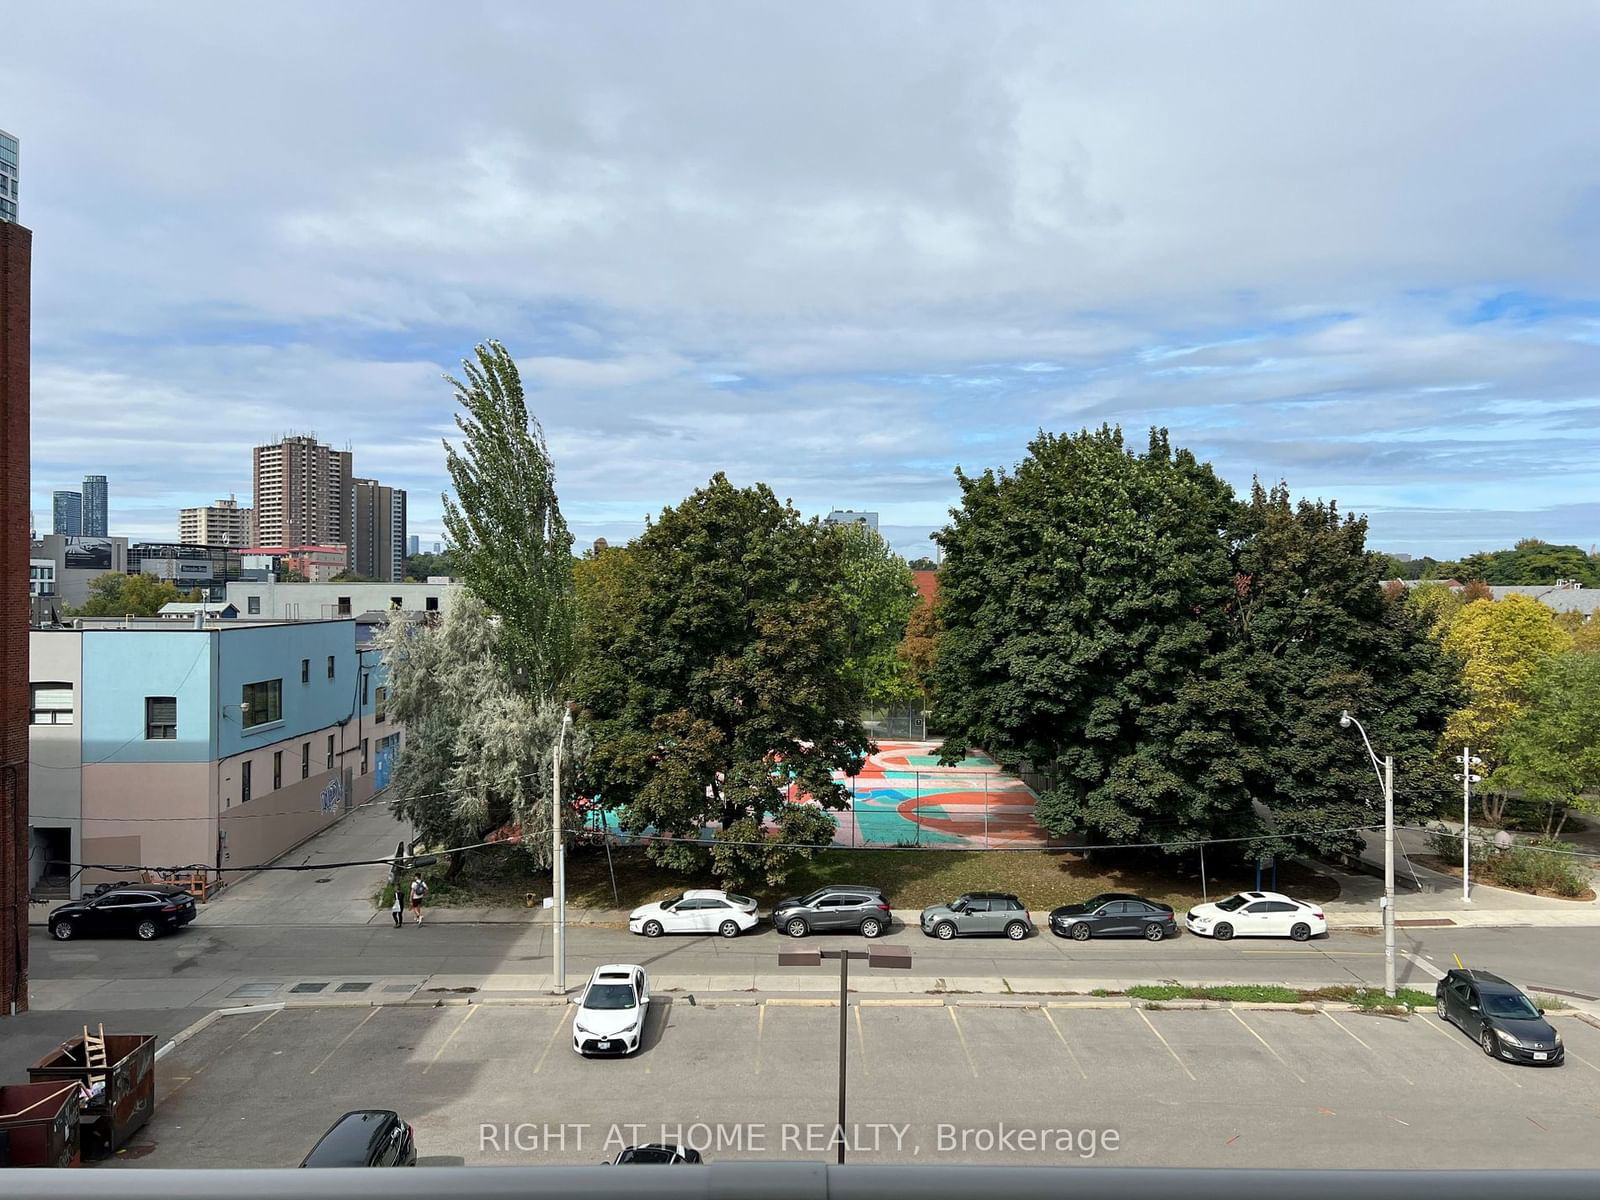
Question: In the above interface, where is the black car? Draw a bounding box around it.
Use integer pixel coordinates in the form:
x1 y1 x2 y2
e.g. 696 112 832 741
1435 968 1564 1066
772 885 891 938
48 885 197 941
299 1110 418 1167
608 1143 703 1165
1049 893 1178 941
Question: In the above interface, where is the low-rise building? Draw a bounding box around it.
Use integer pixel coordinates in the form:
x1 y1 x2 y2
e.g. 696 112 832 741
27 618 401 899
225 579 460 625
238 544 348 583
28 534 128 610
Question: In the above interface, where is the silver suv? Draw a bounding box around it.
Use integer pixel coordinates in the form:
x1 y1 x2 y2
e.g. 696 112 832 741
772 885 892 938
919 892 1032 940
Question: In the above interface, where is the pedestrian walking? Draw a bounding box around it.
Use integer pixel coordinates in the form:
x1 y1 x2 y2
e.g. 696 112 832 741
409 874 428 925
391 888 403 928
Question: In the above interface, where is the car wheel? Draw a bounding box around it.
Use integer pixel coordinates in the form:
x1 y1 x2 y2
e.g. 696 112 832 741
1213 922 1234 941
1290 922 1311 942
1143 923 1165 942
859 918 883 939
1005 921 1027 940
1070 922 1091 942
1435 995 1448 1021
718 920 740 939
642 920 663 938
934 921 956 941
786 918 809 938
136 919 160 941
1480 1028 1498 1057
51 920 74 941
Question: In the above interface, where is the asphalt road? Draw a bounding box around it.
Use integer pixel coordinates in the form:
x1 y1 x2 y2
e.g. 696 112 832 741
26 919 1600 1000
116 1001 1600 1169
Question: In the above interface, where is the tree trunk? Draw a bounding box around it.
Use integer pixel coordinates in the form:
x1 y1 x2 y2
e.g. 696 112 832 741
1551 805 1570 839
1481 790 1509 826
445 849 466 880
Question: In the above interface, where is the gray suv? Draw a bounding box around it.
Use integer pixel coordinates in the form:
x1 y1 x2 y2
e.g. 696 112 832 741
920 892 1032 940
772 885 892 938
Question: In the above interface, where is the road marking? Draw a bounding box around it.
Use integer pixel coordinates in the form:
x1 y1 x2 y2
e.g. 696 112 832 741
1563 1047 1600 1074
424 1004 478 1074
1038 1007 1087 1080
1321 1012 1413 1086
754 1005 765 1076
1135 1008 1196 1081
532 1007 572 1073
1239 950 1384 956
1230 1010 1306 1083
309 1008 378 1076
946 1007 978 1078
854 1005 868 1076
1401 951 1445 981
1419 1015 1521 1087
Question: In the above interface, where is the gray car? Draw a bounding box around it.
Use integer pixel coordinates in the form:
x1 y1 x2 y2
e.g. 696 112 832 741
919 892 1033 940
772 885 892 938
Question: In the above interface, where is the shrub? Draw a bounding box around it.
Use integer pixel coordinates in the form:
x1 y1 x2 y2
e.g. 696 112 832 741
1479 838 1589 897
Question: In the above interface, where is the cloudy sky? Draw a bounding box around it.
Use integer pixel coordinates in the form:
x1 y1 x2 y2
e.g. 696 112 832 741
8 2 1600 558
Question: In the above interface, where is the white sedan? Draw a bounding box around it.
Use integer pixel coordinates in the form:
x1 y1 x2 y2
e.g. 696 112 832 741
1185 891 1327 941
572 964 650 1056
628 889 760 938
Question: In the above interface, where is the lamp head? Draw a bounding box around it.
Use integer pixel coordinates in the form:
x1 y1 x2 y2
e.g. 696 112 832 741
1339 710 1352 729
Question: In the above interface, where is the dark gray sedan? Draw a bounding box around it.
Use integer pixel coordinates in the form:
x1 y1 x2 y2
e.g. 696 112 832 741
1049 893 1178 941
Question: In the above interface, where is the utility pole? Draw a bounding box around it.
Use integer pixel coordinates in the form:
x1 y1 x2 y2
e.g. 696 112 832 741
1455 747 1483 904
551 706 573 996
1382 754 1395 998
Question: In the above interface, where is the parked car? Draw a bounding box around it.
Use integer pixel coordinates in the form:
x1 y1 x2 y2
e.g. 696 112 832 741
1184 891 1326 941
629 889 760 938
919 892 1032 940
573 964 650 1057
1049 893 1178 941
1435 968 1563 1066
299 1110 417 1167
48 885 197 942
771 885 892 938
607 1143 704 1165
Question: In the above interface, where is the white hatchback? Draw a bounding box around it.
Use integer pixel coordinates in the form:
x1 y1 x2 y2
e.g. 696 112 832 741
572 964 650 1056
628 889 760 939
1185 891 1327 941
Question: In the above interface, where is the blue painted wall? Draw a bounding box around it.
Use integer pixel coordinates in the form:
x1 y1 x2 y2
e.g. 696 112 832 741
215 621 358 760
81 630 215 765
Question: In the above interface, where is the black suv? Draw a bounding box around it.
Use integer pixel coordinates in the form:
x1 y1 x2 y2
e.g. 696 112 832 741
772 885 891 938
48 885 197 941
1435 968 1563 1066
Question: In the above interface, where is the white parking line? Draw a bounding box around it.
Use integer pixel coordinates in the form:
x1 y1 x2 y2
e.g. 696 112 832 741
947 1008 978 1078
1135 1008 1196 1081
423 1004 478 1074
1230 1010 1305 1084
1038 1008 1087 1080
309 1008 378 1076
1419 1014 1521 1088
854 1006 868 1076
754 1004 765 1076
533 1007 572 1073
1321 1011 1414 1086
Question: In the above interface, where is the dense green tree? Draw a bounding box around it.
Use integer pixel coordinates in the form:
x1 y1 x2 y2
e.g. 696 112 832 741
1494 652 1600 837
404 549 457 581
1405 582 1465 637
329 570 373 583
832 523 919 707
898 594 941 711
576 474 866 885
907 556 938 571
441 340 575 697
1458 540 1600 586
932 427 1249 849
73 572 182 617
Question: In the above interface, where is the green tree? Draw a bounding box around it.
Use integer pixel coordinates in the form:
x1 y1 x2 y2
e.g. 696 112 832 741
1203 483 1461 858
73 572 182 617
1493 652 1600 836
1442 594 1572 821
404 549 457 581
1406 582 1465 637
832 523 919 706
576 474 865 885
330 570 372 583
898 594 941 711
907 556 938 571
441 340 575 697
933 427 1250 849
1458 541 1600 586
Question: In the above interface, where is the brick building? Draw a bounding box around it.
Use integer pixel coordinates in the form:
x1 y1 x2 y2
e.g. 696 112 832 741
1 216 31 1014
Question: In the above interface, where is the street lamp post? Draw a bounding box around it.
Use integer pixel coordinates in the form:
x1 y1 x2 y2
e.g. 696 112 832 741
1339 709 1395 998
552 705 574 996
779 944 911 1163
1455 747 1483 904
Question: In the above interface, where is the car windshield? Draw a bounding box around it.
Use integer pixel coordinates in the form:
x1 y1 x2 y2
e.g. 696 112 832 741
1215 895 1249 912
584 982 637 1010
727 894 752 907
1483 992 1540 1020
948 898 966 911
658 894 684 911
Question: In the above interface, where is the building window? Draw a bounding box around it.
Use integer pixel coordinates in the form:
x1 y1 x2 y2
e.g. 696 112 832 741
145 696 177 739
375 686 387 723
425 597 439 612
302 741 310 779
361 673 369 705
337 596 351 616
241 759 252 805
326 733 335 769
30 682 74 725
301 658 310 685
390 596 402 609
241 678 283 728
273 750 283 790
327 655 336 680
360 738 369 776
247 595 261 615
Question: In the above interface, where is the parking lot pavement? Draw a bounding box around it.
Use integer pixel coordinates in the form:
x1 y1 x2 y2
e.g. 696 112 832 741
108 1001 1600 1170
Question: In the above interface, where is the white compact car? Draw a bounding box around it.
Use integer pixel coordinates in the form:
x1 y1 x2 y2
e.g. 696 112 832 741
1185 891 1327 941
573 964 650 1056
628 889 760 938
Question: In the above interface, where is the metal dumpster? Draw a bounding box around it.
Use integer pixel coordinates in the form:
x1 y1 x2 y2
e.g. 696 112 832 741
28 1033 156 1158
0 1081 82 1168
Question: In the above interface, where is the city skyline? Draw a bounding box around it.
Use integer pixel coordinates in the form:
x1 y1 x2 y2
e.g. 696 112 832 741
9 6 1600 560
